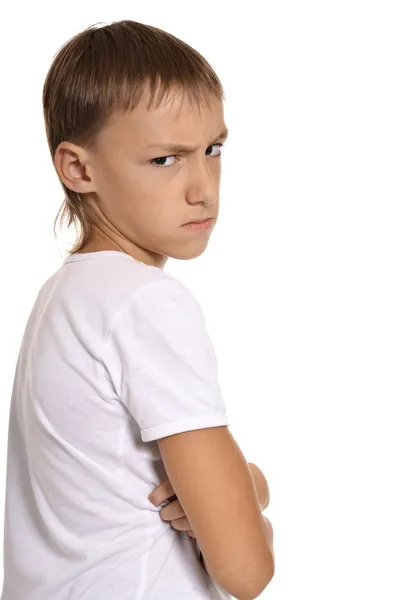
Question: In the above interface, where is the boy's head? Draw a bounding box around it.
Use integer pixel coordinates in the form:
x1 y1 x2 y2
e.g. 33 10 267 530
42 20 228 268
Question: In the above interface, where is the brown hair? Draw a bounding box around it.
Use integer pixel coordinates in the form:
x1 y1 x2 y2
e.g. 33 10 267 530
42 19 225 255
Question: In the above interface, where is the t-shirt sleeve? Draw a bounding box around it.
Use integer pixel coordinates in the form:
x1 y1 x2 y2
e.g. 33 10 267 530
103 276 230 442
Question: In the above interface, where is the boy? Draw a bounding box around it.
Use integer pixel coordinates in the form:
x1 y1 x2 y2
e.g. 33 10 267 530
1 19 274 600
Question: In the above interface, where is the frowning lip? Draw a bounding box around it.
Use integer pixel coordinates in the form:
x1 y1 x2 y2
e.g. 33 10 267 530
183 217 214 225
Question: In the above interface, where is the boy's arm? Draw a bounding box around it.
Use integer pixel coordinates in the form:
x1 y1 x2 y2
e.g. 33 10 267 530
198 462 270 576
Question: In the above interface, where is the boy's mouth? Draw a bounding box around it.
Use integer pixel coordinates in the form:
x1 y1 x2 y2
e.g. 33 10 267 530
182 218 215 231
183 217 214 225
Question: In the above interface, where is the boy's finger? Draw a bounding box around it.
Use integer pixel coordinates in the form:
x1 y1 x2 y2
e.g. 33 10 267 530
148 479 175 506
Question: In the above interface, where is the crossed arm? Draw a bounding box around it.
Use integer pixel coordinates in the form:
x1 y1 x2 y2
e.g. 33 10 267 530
198 462 270 575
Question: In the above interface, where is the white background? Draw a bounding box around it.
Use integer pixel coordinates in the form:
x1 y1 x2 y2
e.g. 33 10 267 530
1 1 398 598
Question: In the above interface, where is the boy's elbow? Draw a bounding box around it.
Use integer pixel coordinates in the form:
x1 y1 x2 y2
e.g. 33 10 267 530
207 541 274 600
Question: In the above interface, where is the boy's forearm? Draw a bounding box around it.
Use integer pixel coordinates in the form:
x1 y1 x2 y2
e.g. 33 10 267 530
196 540 213 577
198 462 269 577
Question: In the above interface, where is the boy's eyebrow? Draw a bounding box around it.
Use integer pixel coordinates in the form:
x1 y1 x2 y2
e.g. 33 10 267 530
145 126 229 153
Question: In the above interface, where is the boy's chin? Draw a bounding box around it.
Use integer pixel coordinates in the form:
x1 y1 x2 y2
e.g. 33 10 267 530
167 242 210 261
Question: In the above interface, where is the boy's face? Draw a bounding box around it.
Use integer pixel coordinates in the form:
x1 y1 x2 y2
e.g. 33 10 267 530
57 86 228 268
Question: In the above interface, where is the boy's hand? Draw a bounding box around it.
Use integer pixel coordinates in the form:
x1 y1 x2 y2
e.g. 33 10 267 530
148 478 196 538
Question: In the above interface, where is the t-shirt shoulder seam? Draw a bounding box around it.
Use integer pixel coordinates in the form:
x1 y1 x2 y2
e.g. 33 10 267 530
100 273 195 360
106 275 170 341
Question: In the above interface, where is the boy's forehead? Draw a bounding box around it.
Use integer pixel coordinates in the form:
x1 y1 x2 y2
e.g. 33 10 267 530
111 90 224 143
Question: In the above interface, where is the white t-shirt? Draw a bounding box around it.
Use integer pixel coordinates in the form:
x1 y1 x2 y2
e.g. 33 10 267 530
1 251 231 600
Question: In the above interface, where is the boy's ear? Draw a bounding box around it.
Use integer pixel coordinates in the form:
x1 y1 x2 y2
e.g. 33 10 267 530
54 141 96 195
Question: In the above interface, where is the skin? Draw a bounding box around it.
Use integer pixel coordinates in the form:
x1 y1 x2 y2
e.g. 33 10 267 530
148 462 271 533
54 85 229 269
148 462 274 577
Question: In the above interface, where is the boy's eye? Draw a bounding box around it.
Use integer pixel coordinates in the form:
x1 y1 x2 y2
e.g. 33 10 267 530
150 143 224 169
